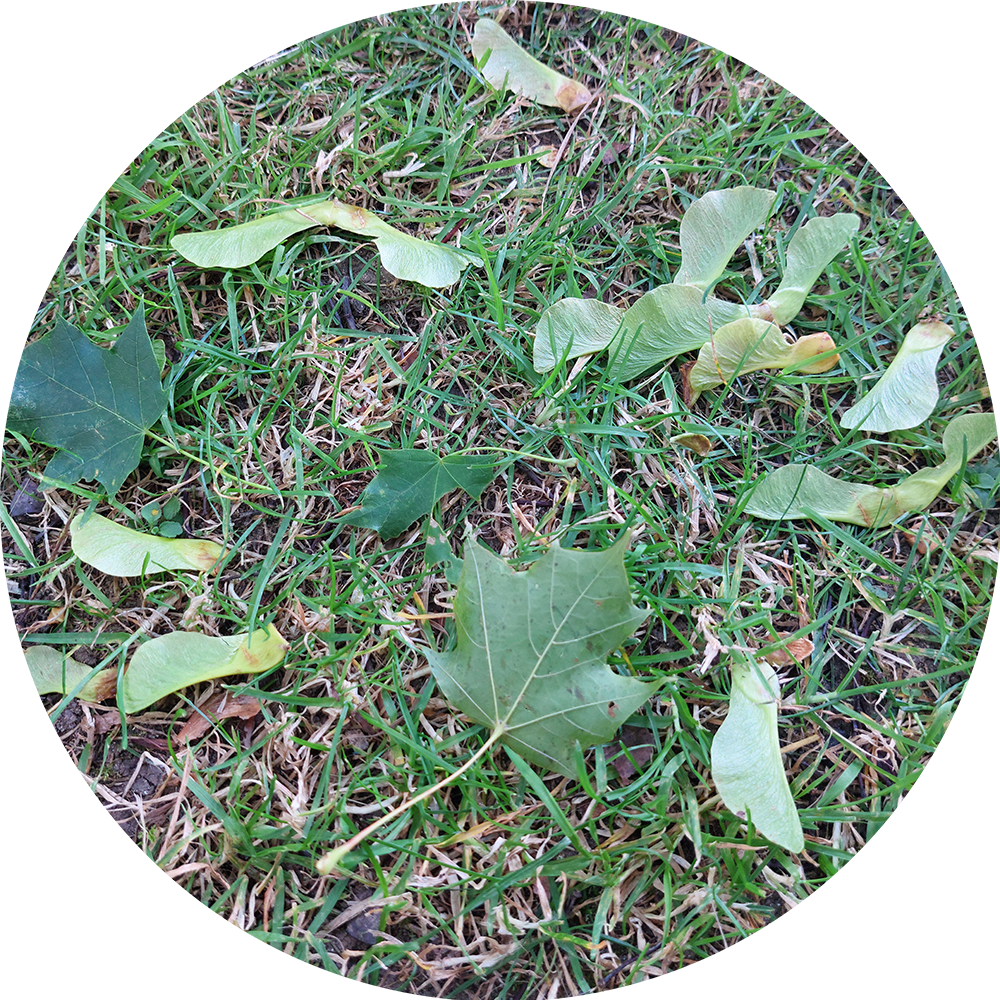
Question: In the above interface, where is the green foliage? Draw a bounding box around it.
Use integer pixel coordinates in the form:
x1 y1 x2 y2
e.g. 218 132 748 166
426 536 660 778
140 494 184 537
7 306 167 496
7 8 994 985
710 655 804 852
969 453 1000 507
341 449 499 538
70 511 224 576
424 519 463 584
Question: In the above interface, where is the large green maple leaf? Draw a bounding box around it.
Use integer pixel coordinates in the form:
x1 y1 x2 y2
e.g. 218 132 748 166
7 306 167 496
427 536 659 777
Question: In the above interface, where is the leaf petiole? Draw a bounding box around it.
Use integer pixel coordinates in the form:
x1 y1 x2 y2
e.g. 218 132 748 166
145 429 276 494
316 724 507 875
452 445 577 468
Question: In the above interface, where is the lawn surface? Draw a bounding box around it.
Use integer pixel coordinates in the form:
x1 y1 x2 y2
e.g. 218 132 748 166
3 4 995 995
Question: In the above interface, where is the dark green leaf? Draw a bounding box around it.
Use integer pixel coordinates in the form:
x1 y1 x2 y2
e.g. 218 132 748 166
7 306 167 496
425 519 463 584
341 449 498 538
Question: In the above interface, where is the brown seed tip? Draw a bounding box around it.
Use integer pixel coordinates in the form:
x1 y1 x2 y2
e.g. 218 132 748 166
556 81 592 113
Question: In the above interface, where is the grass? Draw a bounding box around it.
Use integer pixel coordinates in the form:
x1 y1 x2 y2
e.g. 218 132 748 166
2 4 995 995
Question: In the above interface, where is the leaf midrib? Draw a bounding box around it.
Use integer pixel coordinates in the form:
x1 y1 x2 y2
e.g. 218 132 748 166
482 546 625 735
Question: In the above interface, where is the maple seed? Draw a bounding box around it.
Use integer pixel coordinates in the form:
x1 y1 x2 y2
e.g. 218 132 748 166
744 413 998 526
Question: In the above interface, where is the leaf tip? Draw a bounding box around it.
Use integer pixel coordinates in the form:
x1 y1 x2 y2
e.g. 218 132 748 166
670 432 713 457
789 332 840 374
316 845 353 876
556 80 593 113
913 319 954 344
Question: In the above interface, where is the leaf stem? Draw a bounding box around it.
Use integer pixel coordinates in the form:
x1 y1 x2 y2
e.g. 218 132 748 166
316 726 505 875
453 445 577 468
145 429 273 494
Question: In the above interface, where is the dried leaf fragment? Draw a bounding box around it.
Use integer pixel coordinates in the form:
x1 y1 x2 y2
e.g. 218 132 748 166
899 522 943 555
604 725 656 783
177 691 262 742
762 635 815 666
534 144 560 168
671 433 713 457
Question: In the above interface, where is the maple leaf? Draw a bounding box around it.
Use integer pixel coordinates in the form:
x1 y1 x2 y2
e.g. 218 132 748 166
341 449 498 538
427 536 659 777
7 306 167 496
